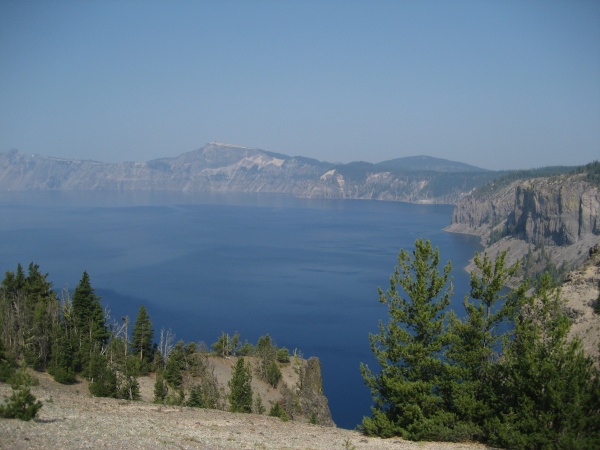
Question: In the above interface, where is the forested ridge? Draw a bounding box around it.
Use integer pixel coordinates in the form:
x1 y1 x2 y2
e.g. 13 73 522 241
0 264 329 424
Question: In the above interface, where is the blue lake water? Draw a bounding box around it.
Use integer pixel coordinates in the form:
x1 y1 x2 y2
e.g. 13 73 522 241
0 191 480 429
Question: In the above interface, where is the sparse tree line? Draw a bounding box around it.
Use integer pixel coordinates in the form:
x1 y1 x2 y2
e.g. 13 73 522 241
361 239 600 449
0 263 309 422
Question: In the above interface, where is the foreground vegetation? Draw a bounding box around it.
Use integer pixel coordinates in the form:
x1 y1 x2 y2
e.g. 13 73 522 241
361 239 600 449
3 240 600 448
0 265 310 422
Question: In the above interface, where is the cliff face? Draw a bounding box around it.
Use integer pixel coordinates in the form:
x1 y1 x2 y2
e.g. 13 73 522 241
0 143 495 204
281 356 334 427
511 178 599 246
447 172 600 283
449 174 599 246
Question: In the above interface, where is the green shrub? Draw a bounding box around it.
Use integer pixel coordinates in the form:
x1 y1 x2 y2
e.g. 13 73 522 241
187 385 204 408
265 361 282 388
276 347 290 363
269 401 288 421
50 366 76 384
0 342 17 383
0 370 42 421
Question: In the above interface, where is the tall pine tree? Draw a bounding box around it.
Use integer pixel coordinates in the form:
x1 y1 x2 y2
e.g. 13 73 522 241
228 357 253 413
72 271 107 377
360 239 453 439
444 251 527 440
131 304 154 373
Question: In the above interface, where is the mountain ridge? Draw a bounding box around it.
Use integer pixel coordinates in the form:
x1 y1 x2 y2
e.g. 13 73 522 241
0 143 497 204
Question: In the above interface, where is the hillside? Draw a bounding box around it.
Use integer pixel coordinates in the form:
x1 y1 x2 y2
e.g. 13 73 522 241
0 143 498 204
561 244 600 360
376 155 486 173
0 371 495 450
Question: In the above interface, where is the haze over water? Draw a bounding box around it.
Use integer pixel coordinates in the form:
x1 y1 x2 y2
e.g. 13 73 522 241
0 191 480 428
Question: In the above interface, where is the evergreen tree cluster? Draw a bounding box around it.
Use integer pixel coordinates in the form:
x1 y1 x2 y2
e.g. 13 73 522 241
0 265 154 401
0 263 319 424
211 331 290 388
361 239 600 449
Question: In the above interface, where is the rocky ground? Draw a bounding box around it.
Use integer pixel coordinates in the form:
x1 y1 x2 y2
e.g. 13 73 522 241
561 247 600 360
0 372 496 450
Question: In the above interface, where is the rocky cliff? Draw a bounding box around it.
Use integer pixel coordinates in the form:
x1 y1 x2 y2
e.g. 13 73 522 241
0 143 496 204
447 171 600 282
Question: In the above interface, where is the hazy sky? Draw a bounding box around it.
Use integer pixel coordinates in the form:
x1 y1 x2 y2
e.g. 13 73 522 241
1 1 598 170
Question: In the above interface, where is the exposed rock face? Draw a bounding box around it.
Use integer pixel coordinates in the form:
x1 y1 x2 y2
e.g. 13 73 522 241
0 143 495 204
296 357 334 426
447 172 600 288
448 180 519 240
511 177 600 246
448 174 600 248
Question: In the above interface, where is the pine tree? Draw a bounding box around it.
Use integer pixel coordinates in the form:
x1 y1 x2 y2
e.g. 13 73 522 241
48 321 76 384
360 239 453 439
228 357 253 413
72 271 107 377
164 340 185 389
0 369 42 421
0 339 17 382
131 304 154 372
486 273 600 449
187 384 204 408
444 251 527 440
0 263 59 370
153 369 167 403
88 350 117 398
212 331 240 357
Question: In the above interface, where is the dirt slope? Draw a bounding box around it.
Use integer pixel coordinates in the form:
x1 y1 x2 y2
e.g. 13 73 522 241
0 372 496 450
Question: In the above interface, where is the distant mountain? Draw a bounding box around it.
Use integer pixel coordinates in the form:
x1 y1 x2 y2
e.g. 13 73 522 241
377 155 488 172
0 143 501 204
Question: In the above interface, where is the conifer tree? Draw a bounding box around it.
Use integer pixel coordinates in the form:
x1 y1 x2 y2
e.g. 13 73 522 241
228 357 253 413
0 368 42 421
48 322 76 384
444 251 527 439
131 304 154 372
28 264 60 369
0 263 59 370
0 339 17 382
153 369 167 404
72 271 107 377
187 384 204 408
164 340 185 388
360 239 453 439
88 350 117 398
486 273 600 448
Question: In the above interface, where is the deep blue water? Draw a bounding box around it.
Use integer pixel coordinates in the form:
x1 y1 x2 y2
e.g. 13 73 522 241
0 191 480 429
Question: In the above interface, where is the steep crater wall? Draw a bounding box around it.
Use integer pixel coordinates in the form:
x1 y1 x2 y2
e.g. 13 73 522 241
447 173 600 282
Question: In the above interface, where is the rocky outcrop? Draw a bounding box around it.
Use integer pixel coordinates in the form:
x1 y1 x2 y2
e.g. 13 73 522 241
448 174 599 247
447 172 600 283
0 143 496 204
279 356 334 427
510 177 600 246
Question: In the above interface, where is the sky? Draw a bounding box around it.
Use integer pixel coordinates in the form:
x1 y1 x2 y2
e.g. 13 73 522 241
0 1 598 170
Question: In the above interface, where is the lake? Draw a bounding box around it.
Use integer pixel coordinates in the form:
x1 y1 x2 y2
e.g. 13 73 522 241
0 191 480 429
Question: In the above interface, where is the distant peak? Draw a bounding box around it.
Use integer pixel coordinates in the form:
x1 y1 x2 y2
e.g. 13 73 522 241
207 142 250 149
